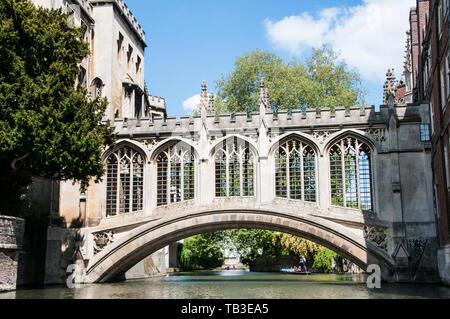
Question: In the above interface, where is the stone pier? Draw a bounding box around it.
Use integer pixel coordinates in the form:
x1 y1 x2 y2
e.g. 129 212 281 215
0 216 25 292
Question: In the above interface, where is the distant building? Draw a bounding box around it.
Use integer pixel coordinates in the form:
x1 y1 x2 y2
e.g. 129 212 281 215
31 0 166 121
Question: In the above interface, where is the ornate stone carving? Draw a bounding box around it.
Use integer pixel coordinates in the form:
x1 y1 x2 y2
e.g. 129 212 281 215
366 128 387 143
407 238 428 261
207 92 216 115
363 226 388 252
310 131 331 144
142 139 158 153
383 69 396 105
404 31 412 74
268 132 279 143
259 77 271 112
246 134 258 144
93 231 115 255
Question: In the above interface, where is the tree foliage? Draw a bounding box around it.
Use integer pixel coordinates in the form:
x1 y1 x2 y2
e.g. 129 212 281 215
0 0 115 216
180 230 344 273
312 248 341 272
279 234 322 262
215 45 366 114
180 233 225 271
222 230 289 265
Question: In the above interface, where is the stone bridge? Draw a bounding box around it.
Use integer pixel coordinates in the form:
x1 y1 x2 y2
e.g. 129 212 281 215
67 81 439 283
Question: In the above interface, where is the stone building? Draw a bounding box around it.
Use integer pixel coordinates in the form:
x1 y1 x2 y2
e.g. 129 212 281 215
409 0 449 285
24 0 168 285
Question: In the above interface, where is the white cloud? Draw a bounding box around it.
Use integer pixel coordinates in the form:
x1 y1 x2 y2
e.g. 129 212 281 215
182 94 201 111
264 0 416 82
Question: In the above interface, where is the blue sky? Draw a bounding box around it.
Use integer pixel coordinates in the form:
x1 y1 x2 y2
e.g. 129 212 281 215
126 0 415 118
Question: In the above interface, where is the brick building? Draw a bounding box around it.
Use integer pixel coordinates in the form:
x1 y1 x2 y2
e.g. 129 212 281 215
410 0 450 285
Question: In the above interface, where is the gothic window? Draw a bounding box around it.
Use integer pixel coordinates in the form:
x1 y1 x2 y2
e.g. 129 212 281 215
117 32 124 58
275 139 316 203
127 44 133 66
157 144 195 206
123 88 131 118
78 67 86 88
136 56 142 74
329 137 373 211
106 146 144 217
134 91 142 118
214 138 255 198
420 124 431 142
91 78 103 99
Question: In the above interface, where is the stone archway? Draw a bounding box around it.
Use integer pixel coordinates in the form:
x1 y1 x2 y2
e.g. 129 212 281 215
84 209 395 283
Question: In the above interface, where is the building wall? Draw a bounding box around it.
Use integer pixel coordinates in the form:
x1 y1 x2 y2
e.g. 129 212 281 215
410 0 450 285
23 0 170 286
90 0 146 121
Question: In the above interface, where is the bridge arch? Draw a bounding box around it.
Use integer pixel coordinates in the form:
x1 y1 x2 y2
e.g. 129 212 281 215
84 208 395 283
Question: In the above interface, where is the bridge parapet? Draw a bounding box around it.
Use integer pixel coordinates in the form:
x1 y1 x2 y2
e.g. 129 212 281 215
111 103 427 156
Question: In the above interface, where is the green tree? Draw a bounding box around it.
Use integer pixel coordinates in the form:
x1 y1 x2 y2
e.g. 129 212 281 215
215 45 366 114
180 233 225 271
279 234 322 263
221 229 289 265
0 0 115 216
312 248 341 272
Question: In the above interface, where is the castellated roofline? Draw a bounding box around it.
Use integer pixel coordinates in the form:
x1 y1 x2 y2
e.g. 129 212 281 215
109 103 426 137
148 95 166 110
90 0 146 46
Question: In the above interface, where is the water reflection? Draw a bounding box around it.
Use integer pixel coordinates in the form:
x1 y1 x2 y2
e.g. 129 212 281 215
1 271 449 299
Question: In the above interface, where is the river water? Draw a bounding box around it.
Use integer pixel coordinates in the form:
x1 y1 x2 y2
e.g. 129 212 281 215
1 271 449 299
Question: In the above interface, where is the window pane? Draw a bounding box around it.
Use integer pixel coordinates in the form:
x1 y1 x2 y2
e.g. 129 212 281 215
289 153 302 200
184 153 195 200
119 157 131 214
330 147 344 207
275 150 288 198
303 147 316 203
420 124 431 142
106 156 118 216
215 150 227 197
344 149 358 209
132 154 144 211
359 150 372 210
157 153 168 206
243 149 254 197
229 152 240 197
215 140 254 198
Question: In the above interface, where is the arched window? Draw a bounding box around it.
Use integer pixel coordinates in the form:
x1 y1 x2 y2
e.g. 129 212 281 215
329 136 373 210
215 138 255 197
275 139 317 203
157 143 195 206
106 146 144 216
91 78 103 99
